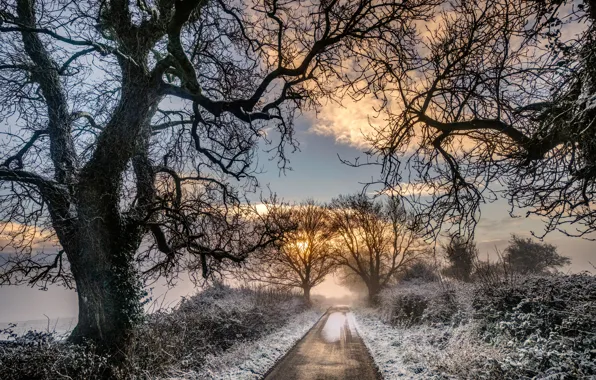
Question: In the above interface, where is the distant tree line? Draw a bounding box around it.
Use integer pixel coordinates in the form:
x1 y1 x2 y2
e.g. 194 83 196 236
440 235 571 282
239 194 428 304
239 198 572 304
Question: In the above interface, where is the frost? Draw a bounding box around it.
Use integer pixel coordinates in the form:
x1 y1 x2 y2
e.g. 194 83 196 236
355 274 596 379
169 308 324 380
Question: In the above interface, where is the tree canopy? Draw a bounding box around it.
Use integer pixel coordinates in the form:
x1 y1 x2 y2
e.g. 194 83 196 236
349 0 596 239
238 199 335 303
329 194 426 301
504 235 571 274
441 235 477 282
0 0 437 354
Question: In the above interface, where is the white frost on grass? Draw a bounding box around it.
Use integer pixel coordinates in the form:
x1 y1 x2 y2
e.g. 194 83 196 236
351 309 419 379
352 309 503 379
169 308 323 380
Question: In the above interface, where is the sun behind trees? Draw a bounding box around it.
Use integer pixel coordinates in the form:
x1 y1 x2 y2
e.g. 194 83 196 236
238 200 335 304
238 194 429 304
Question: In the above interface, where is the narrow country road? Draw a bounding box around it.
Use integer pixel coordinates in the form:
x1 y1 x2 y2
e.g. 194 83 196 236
263 306 380 380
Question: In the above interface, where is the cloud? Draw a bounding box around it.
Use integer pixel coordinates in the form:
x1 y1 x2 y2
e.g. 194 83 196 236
308 96 385 149
375 182 437 197
0 222 55 251
476 216 523 232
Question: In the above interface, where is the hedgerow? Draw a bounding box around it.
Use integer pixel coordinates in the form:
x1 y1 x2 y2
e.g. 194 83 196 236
374 273 596 378
0 284 306 379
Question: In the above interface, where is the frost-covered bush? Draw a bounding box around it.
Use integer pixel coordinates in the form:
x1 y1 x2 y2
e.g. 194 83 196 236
397 261 440 283
473 274 596 378
0 284 307 379
386 291 429 324
355 309 507 380
379 281 468 326
130 283 306 374
0 328 113 380
366 273 596 379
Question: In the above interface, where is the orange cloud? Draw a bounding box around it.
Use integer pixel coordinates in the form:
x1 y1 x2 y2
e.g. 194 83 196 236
309 95 385 149
0 222 56 251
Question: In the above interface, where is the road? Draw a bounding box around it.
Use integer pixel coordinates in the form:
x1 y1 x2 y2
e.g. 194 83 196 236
263 307 380 380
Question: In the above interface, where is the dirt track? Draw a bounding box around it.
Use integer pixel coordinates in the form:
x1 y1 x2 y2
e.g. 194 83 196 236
263 307 381 380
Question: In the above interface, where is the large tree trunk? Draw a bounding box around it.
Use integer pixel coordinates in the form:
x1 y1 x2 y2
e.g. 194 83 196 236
65 188 146 360
366 279 381 305
303 285 312 305
67 235 143 356
63 75 161 358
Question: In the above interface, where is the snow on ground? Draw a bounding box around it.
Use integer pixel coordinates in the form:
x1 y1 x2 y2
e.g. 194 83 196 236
352 309 503 379
351 309 420 379
169 308 324 380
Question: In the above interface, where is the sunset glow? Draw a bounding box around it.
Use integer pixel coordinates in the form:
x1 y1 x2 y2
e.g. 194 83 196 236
1 0 595 378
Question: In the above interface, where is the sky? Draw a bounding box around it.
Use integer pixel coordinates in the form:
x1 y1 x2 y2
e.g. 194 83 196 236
0 2 594 323
1 102 595 323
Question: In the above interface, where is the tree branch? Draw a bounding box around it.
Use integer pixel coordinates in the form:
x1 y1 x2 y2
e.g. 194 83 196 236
2 129 47 169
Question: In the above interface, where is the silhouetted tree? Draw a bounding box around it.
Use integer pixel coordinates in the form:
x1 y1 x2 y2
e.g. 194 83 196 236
348 0 596 239
504 235 571 274
473 260 507 282
239 200 335 304
397 260 439 283
441 236 477 282
0 0 436 355
329 194 426 302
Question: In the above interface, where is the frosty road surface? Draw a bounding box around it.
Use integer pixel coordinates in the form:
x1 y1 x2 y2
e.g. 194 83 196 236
264 306 380 380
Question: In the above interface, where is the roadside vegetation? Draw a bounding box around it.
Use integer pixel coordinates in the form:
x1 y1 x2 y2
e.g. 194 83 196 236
2 194 590 379
355 238 596 379
0 284 312 380
2 0 596 377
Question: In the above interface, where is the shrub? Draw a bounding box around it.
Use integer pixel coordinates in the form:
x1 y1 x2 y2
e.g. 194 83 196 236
503 235 571 274
397 261 440 283
370 273 596 379
441 236 478 282
473 274 596 378
379 282 466 326
129 283 306 374
0 284 307 379
388 292 429 324
0 329 113 380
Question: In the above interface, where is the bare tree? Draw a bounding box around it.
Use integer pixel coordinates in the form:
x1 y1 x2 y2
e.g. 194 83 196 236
239 199 335 304
329 194 426 302
347 0 596 239
504 235 571 274
441 235 477 282
0 0 436 355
